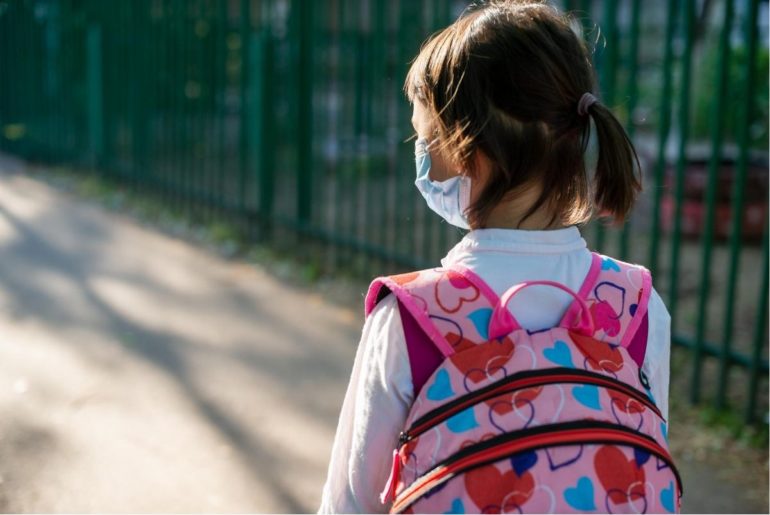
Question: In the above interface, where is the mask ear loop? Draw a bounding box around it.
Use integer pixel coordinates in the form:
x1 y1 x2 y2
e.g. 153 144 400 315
488 281 595 340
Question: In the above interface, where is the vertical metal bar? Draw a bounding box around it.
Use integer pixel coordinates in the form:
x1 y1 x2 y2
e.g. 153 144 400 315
203 0 213 218
594 0 618 253
330 0 349 268
667 0 696 332
182 0 191 214
258 0 275 237
161 0 171 198
718 0 760 410
86 23 103 168
370 0 387 272
177 0 187 211
217 0 228 217
690 0 734 405
239 0 251 214
297 0 314 226
619 0 641 262
746 226 769 423
648 0 679 278
0 2 8 153
397 0 422 265
361 0 374 274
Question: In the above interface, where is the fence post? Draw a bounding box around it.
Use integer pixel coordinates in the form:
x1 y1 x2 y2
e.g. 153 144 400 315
297 0 314 226
691 0 734 405
618 0 642 262
593 0 619 252
248 26 275 237
86 23 104 168
747 227 769 423
667 0 696 333
648 0 679 278
719 0 760 412
239 0 251 214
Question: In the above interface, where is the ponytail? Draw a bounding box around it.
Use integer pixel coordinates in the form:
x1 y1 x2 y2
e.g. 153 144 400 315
587 102 642 223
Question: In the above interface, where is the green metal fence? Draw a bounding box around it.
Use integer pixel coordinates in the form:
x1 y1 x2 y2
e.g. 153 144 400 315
0 0 767 423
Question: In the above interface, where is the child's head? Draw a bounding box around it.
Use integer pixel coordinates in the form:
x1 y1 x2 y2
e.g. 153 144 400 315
406 0 641 229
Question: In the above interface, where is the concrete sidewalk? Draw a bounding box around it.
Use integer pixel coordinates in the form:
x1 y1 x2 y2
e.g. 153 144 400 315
0 155 765 513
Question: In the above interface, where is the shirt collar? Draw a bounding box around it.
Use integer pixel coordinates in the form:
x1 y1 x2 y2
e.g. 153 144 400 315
441 226 587 266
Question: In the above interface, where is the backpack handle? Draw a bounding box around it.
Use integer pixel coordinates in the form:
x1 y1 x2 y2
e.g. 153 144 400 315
488 280 595 340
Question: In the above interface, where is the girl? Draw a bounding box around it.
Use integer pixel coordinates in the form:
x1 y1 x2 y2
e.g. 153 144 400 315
320 1 677 513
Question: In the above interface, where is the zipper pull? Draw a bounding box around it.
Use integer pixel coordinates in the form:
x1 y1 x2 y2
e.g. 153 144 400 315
379 448 401 505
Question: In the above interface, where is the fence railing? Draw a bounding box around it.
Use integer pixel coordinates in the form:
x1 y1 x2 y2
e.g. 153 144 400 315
0 0 767 423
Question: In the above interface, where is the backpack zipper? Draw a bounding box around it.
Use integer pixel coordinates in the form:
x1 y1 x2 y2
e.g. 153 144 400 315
392 420 682 513
399 367 662 446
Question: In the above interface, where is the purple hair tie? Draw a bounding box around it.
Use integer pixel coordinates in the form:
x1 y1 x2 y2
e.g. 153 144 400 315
577 92 598 116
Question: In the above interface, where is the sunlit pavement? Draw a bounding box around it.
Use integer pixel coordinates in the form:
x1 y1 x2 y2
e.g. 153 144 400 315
0 154 765 513
0 155 361 512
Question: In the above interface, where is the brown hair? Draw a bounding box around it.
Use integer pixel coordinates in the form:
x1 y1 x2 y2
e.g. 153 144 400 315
405 0 641 228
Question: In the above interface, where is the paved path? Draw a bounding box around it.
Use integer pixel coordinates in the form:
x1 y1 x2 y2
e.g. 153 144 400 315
0 155 360 512
0 154 765 513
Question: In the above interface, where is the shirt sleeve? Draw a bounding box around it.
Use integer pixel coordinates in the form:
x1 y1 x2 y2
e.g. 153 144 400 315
641 288 671 422
318 294 414 514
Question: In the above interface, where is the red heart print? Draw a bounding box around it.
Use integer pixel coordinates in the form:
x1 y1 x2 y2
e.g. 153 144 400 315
594 445 647 505
486 386 544 415
450 338 515 384
610 391 645 414
571 331 624 373
464 463 534 513
443 333 478 355
435 270 481 313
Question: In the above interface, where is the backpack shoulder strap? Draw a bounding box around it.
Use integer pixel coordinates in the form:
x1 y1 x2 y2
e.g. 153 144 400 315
365 267 498 358
584 254 653 358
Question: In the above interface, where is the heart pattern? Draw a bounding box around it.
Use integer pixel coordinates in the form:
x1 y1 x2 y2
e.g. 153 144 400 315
464 464 534 513
511 451 538 477
571 331 625 373
543 340 575 368
451 337 515 388
443 498 465 514
601 257 621 272
467 308 493 341
446 407 479 434
572 384 602 410
546 445 584 471
594 445 647 505
427 369 455 401
660 481 676 513
366 256 679 513
435 270 480 313
564 476 596 510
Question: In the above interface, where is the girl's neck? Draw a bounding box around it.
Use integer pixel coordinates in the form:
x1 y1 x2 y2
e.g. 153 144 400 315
479 183 566 231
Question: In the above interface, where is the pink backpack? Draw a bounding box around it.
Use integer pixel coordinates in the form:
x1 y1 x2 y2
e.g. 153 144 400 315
365 253 682 514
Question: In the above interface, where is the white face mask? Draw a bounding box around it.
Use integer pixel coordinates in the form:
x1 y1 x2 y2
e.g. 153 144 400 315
414 138 471 230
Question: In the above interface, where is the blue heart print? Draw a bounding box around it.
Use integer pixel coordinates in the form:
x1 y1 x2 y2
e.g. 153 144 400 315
543 340 575 368
572 384 602 410
467 308 493 341
601 257 621 272
447 407 479 433
634 448 651 467
660 481 675 512
510 450 538 477
564 476 596 510
444 498 465 514
427 369 455 401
